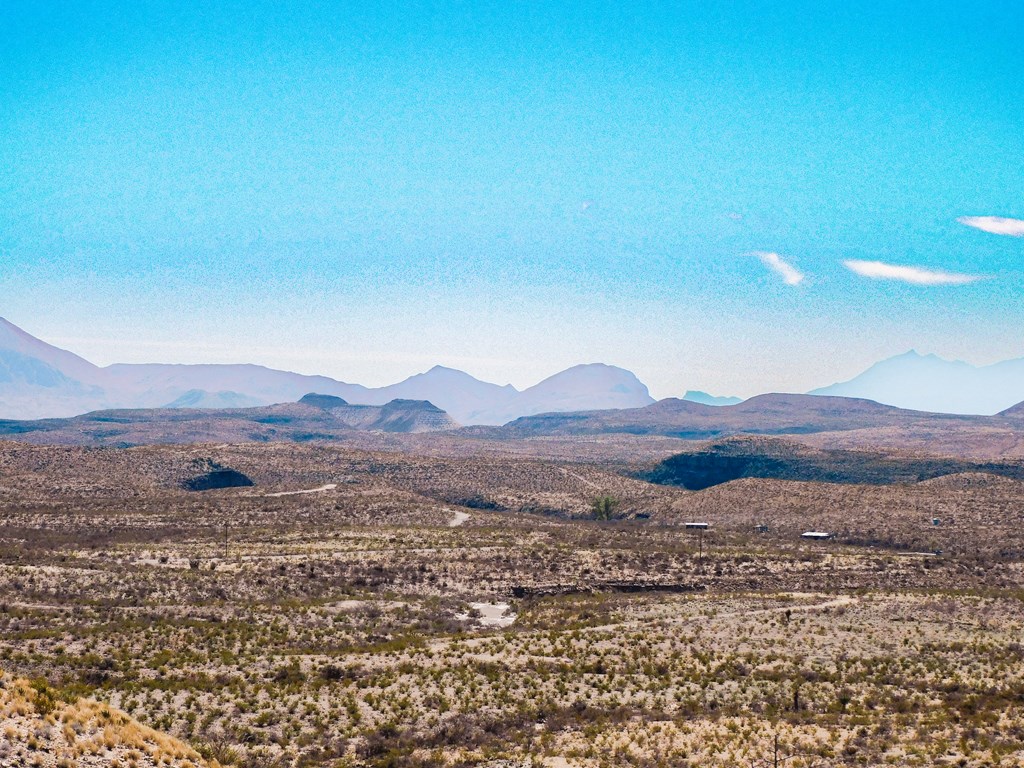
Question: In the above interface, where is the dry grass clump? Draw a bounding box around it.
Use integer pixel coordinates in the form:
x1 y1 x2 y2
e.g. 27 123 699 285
0 670 218 767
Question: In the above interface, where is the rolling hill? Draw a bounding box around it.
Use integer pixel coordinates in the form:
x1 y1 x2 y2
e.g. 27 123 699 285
0 394 459 445
486 393 984 440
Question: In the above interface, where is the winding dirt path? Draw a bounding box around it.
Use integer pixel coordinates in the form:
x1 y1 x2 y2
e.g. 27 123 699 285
421 593 861 659
265 484 337 498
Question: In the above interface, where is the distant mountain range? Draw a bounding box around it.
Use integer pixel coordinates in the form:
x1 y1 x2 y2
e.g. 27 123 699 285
472 393 1024 459
682 390 743 406
810 350 1024 415
0 318 654 424
4 317 1024 422
0 393 458 445
11 388 1024 453
481 393 983 440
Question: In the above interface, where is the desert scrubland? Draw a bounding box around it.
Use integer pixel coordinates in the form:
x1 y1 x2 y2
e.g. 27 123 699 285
1 439 1023 767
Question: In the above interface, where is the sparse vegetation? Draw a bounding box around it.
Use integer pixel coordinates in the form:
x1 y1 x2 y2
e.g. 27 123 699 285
2 438 1023 766
589 495 619 521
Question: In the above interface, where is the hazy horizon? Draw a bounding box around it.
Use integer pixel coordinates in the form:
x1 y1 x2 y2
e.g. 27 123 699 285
3 2 1022 400
6 313 1024 407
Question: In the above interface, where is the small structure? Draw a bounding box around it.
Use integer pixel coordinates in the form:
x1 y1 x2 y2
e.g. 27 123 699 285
685 522 710 560
801 531 833 540
754 523 770 534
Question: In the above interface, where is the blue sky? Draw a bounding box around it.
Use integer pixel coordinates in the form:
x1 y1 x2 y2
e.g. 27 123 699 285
2 1 1022 397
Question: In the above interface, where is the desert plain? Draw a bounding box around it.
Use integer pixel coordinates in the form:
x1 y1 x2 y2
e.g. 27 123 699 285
1 426 1023 768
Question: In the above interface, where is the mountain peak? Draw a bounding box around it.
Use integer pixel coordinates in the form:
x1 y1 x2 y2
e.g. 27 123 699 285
0 317 101 386
539 362 648 382
474 362 656 424
682 390 743 406
397 365 512 389
812 350 1024 415
298 393 349 409
423 364 462 376
891 349 948 363
561 362 630 374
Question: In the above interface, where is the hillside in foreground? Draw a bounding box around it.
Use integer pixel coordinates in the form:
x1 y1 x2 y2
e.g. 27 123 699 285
0 671 218 767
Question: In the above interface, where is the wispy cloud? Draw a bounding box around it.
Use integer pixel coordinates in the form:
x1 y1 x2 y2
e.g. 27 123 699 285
843 260 981 286
752 251 804 286
957 216 1024 237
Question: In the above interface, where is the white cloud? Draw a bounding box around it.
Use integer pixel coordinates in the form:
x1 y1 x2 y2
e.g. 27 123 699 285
957 216 1024 237
843 260 981 286
752 251 804 286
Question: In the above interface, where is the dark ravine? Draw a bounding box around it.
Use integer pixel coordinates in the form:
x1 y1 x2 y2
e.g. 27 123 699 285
647 435 1024 490
184 467 255 491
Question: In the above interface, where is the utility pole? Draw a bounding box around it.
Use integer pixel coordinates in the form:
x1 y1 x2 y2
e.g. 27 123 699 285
685 522 709 561
223 521 229 559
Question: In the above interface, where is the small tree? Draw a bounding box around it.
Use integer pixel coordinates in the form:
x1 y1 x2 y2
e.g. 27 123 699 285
590 495 619 521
